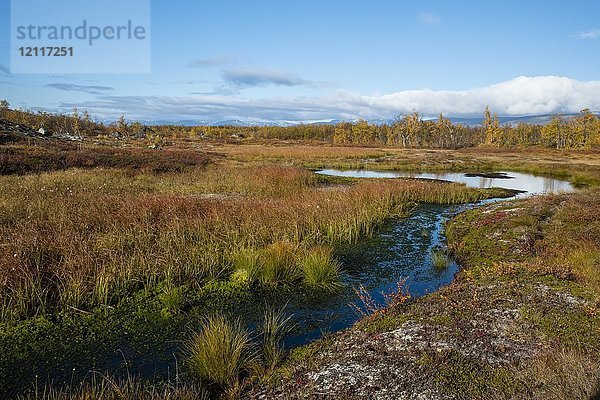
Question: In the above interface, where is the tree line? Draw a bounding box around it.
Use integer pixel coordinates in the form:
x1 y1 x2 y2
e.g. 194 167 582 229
1 100 599 149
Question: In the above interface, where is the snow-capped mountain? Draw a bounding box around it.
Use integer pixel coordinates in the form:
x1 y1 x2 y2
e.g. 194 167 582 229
134 112 599 128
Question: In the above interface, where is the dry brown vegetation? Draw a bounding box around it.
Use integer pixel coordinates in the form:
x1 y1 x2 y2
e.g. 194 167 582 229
0 163 505 322
0 141 212 175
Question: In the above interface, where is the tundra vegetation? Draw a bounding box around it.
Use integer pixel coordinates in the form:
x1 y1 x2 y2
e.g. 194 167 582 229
0 106 599 399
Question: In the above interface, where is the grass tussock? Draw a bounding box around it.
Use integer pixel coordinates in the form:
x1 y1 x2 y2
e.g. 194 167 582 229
230 248 263 287
430 247 451 270
299 246 343 291
259 241 300 286
185 306 294 393
186 315 253 388
260 305 294 370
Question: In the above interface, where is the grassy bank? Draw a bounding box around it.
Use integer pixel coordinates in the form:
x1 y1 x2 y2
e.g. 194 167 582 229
257 188 600 399
216 143 600 187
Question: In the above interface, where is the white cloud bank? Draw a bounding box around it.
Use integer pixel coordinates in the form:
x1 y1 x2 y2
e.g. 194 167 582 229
363 76 600 117
55 76 600 122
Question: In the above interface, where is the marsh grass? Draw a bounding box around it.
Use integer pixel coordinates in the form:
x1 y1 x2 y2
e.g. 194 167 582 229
19 374 210 400
230 248 263 287
260 305 294 370
0 164 505 321
186 315 253 388
259 241 300 286
299 246 343 291
219 144 600 187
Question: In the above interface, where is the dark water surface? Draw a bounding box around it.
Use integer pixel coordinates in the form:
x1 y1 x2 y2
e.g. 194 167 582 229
280 202 462 347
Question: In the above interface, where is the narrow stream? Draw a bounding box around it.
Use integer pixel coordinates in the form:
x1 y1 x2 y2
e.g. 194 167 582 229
281 202 463 347
220 170 575 348
275 169 575 345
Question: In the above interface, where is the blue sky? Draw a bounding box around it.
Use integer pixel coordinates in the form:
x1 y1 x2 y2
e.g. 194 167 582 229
1 0 600 122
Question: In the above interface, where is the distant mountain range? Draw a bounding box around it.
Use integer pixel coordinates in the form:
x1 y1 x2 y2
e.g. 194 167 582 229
446 113 600 126
137 112 599 128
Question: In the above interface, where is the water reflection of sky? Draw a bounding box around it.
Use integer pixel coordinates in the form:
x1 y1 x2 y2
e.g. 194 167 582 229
316 170 574 196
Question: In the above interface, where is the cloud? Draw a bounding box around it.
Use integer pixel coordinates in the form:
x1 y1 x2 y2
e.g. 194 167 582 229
417 12 440 26
575 29 600 40
187 56 233 68
363 76 600 117
0 64 11 75
223 68 310 87
44 83 114 95
44 76 600 122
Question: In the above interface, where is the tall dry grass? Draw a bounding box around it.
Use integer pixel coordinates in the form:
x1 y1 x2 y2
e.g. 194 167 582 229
19 374 210 400
0 165 498 321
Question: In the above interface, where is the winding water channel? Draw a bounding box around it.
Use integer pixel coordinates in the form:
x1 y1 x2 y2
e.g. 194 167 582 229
279 170 575 347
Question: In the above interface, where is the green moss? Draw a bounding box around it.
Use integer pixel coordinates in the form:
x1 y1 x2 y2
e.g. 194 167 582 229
0 282 192 396
534 275 599 302
358 312 411 334
158 285 186 316
286 336 335 365
520 305 600 348
429 314 452 327
433 351 518 398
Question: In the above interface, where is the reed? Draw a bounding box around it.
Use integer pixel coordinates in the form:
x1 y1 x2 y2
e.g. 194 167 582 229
260 305 294 369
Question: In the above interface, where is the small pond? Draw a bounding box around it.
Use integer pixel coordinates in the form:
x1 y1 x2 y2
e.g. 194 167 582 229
316 169 575 197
